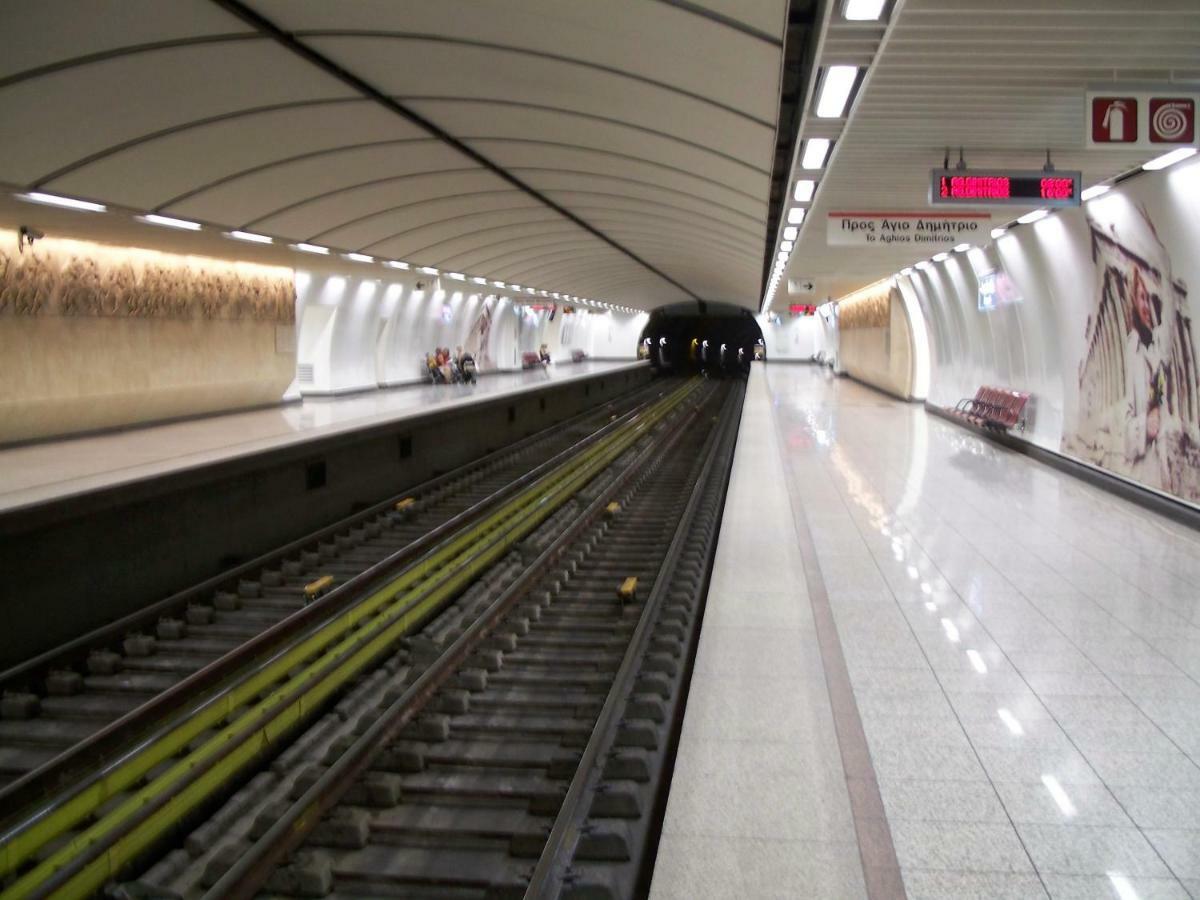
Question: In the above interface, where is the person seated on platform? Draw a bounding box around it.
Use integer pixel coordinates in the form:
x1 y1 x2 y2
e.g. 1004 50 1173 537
457 346 477 385
435 347 453 384
427 351 445 384
539 343 551 366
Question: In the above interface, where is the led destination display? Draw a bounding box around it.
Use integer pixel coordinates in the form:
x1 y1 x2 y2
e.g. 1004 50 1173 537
929 169 1082 207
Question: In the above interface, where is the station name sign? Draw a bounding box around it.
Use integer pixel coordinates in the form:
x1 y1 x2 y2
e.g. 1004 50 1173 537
929 168 1081 208
827 211 990 247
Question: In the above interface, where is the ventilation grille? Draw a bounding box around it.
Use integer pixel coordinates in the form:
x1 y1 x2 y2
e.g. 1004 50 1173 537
297 363 314 383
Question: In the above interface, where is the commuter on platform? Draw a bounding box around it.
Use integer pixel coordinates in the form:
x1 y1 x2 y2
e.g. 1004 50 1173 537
539 343 551 365
456 345 477 385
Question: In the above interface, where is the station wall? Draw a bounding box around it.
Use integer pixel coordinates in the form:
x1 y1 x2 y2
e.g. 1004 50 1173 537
294 268 644 395
0 231 295 443
835 280 919 399
759 313 824 361
903 155 1200 505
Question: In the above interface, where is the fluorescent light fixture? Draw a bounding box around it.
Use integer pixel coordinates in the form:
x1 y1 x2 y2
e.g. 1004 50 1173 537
539 289 549 296
782 226 798 241
801 138 831 170
915 260 933 271
473 276 487 285
511 284 523 291
990 227 1007 239
781 240 794 251
1143 147 1197 171
906 565 919 579
788 207 807 225
816 66 859 118
998 708 1024 736
967 649 988 674
844 0 892 19
844 0 887 20
293 242 329 254
19 191 106 212
932 252 950 262
344 252 374 263
383 260 410 269
1017 209 1048 225
228 230 273 244
448 272 466 280
492 280 505 287
419 266 439 275
924 601 937 612
777 251 789 261
1081 184 1110 201
920 581 932 595
900 267 913 276
954 243 971 253
793 179 816 202
941 618 960 642
140 213 201 231
1041 775 1076 817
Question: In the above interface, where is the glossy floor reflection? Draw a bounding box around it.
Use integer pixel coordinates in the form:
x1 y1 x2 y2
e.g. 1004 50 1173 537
655 364 1200 900
780 364 1200 899
0 360 641 513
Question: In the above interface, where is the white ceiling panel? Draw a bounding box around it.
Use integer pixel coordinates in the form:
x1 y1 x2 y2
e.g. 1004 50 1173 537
1 0 787 308
0 41 355 186
779 0 1200 307
250 0 781 122
167 144 485 228
47 101 416 211
0 0 251 80
305 36 774 167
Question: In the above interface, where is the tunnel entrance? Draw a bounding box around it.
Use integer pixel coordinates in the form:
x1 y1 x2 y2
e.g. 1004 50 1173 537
638 301 765 377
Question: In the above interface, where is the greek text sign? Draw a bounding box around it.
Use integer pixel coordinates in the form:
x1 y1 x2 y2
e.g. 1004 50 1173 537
827 212 990 248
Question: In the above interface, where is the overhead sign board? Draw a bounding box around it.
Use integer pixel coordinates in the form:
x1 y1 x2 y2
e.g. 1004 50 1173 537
1087 91 1197 149
827 211 990 247
788 277 815 294
929 169 1081 207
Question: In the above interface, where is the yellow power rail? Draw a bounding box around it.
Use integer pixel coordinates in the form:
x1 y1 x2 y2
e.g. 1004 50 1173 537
0 380 701 900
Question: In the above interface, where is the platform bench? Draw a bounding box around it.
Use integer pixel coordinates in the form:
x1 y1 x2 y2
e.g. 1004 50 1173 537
951 386 1030 431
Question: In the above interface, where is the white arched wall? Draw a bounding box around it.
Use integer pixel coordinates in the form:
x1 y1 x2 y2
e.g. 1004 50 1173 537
756 313 826 361
295 268 644 394
902 153 1200 505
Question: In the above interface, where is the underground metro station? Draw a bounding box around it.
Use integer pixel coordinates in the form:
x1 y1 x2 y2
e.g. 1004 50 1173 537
1 2 1199 898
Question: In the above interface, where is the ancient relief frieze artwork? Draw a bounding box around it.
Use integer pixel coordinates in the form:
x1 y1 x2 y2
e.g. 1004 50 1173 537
1065 208 1200 500
0 233 295 324
838 284 892 330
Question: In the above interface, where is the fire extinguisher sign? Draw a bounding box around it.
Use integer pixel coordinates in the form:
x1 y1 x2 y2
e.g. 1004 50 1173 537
1086 91 1198 149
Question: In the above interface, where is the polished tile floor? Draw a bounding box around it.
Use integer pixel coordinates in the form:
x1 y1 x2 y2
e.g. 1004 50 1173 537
0 360 639 514
652 363 1200 900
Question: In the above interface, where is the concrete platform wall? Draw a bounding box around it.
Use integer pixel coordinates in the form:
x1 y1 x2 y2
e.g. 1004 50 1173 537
0 366 653 667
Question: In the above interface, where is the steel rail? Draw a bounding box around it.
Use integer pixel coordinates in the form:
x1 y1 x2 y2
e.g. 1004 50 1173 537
525 383 743 897
0 386 660 828
0 382 699 900
0 382 647 697
199 382 716 900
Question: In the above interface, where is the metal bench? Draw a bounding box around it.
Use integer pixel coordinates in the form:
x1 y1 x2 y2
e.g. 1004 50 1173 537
951 385 1029 431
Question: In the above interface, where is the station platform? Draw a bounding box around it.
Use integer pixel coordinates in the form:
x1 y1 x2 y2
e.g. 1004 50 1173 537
0 360 641 516
651 363 1200 900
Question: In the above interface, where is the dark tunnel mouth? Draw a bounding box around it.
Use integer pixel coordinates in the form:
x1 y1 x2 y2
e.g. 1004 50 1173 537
637 306 765 376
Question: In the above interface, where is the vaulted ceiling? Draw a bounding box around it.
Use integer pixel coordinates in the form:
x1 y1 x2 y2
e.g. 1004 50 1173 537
0 0 792 309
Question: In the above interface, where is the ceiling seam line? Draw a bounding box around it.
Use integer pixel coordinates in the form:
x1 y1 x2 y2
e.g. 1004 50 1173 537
208 0 705 302
294 30 776 129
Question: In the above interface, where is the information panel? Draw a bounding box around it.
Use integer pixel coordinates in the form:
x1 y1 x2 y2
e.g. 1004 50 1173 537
928 169 1081 208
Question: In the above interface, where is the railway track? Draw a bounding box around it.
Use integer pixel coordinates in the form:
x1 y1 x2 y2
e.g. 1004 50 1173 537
0 381 663 798
0 377 741 899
